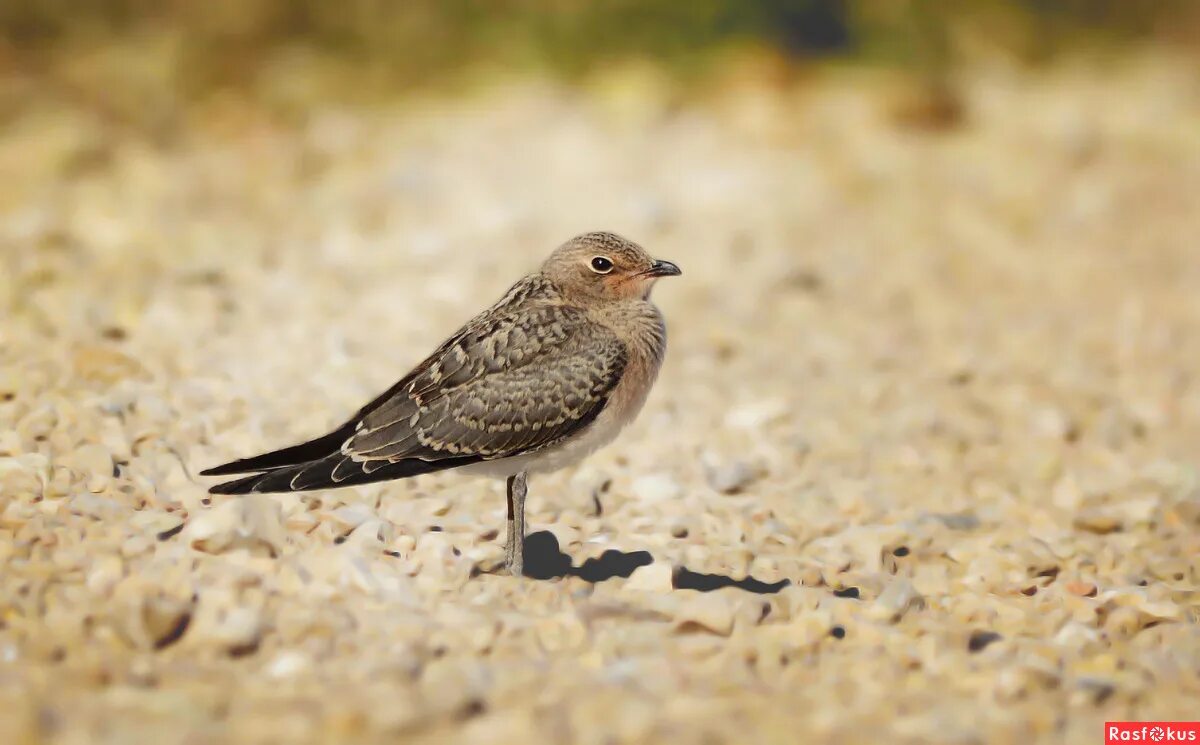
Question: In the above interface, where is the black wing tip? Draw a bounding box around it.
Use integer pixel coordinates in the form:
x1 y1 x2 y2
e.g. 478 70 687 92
205 464 312 494
199 424 358 478
200 458 280 477
206 455 483 496
207 474 265 495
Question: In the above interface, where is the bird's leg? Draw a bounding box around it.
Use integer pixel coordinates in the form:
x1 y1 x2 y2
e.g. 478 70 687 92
505 471 528 576
504 475 516 570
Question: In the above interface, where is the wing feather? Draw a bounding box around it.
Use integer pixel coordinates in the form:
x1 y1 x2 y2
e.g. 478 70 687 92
345 305 626 465
203 275 626 495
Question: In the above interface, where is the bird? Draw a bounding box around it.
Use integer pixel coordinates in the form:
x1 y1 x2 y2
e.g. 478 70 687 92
201 231 680 576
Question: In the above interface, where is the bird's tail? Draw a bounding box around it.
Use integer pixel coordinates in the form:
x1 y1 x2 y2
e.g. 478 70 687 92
205 453 473 495
202 416 482 495
200 426 355 478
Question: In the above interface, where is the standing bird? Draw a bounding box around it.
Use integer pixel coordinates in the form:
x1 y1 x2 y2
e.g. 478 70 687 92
201 232 680 576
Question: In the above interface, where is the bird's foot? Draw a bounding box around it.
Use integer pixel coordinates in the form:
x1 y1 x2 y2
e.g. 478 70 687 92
473 530 524 577
473 558 507 576
505 551 524 578
472 555 523 577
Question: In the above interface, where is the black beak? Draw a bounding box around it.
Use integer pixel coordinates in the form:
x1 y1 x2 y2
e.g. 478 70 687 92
645 259 682 278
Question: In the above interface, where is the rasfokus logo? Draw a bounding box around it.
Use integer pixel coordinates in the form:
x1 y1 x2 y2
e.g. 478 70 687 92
1106 723 1200 743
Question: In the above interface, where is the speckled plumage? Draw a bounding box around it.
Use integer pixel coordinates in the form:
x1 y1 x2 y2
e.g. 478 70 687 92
202 231 680 575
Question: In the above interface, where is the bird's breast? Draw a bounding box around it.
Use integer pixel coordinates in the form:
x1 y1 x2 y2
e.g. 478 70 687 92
535 303 666 471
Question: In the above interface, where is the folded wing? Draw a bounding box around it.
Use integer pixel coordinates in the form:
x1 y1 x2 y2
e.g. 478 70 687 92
204 302 627 494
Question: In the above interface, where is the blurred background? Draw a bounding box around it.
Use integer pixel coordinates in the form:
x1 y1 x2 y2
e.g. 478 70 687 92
3 0 1199 136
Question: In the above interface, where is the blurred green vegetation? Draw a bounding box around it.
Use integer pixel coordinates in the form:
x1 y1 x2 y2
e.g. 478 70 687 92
1 0 1196 108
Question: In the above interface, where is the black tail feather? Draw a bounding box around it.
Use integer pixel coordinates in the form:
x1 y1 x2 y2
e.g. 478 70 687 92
207 453 483 495
203 368 437 479
200 425 357 477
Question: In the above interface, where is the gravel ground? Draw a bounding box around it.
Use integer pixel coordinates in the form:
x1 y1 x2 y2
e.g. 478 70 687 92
2 56 1199 745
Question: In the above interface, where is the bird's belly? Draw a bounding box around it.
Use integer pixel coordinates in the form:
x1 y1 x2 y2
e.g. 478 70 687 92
529 405 633 472
457 404 632 479
458 356 659 479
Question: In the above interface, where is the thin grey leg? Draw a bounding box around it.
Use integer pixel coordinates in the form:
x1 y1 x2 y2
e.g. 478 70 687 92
505 471 528 577
504 476 516 570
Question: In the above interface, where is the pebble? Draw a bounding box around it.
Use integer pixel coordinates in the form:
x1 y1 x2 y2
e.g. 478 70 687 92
1064 581 1097 597
673 593 738 636
182 495 289 556
264 650 313 679
189 600 263 655
1073 510 1123 534
703 458 763 495
341 519 394 551
724 399 788 429
72 346 148 385
1053 622 1101 650
59 443 114 488
995 663 1061 701
630 473 683 502
142 595 194 650
968 630 1003 653
623 562 674 593
85 555 124 595
869 579 924 623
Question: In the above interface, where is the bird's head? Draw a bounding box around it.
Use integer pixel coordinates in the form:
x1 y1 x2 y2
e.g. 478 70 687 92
542 231 681 301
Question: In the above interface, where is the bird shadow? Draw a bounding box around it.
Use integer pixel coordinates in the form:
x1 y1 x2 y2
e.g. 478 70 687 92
520 531 790 595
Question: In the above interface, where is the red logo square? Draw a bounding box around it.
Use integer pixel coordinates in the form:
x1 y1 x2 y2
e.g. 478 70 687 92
1106 723 1200 744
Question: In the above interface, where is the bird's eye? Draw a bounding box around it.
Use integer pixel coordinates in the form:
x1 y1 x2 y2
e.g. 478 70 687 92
590 256 614 274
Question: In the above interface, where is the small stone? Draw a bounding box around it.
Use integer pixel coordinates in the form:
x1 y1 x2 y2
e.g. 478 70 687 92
341 519 394 551
59 443 114 490
703 459 762 494
534 615 587 652
85 555 124 595
325 504 377 529
265 651 313 679
1130 598 1183 623
869 579 924 622
183 495 288 556
1065 581 1097 597
623 562 673 593
929 511 981 531
1052 472 1083 511
418 659 481 718
995 663 1061 701
630 473 682 502
1072 677 1116 706
189 600 262 656
968 630 1002 653
673 592 737 636
725 399 788 429
1073 510 1122 534
72 346 148 385
1031 406 1076 440
1104 607 1143 637
142 595 193 650
1053 622 1101 650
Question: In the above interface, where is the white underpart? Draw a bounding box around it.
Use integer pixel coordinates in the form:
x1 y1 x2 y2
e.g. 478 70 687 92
459 353 659 479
